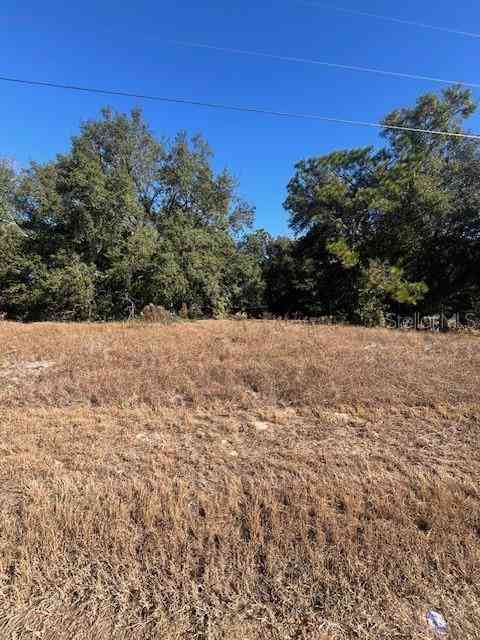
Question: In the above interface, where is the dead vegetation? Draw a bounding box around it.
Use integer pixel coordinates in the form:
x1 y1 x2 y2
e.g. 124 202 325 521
0 320 479 639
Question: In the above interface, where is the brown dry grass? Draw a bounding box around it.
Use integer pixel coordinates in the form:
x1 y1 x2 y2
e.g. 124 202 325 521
0 319 479 639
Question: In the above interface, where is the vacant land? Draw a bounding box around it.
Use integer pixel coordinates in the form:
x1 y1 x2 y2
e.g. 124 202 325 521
0 320 479 639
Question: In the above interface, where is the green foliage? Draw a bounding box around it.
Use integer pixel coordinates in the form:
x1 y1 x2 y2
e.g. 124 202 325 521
0 160 17 226
276 85 480 322
0 108 257 321
357 261 428 326
38 254 97 321
383 266 428 305
226 230 271 312
327 238 359 268
0 250 97 321
381 85 476 159
263 237 298 315
285 147 387 240
1 86 479 325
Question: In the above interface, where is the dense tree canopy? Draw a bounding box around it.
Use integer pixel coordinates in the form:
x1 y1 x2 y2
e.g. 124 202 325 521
270 85 480 321
1 87 479 323
1 109 259 320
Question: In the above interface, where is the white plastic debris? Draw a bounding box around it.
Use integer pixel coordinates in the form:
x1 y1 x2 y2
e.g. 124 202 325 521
253 420 270 432
427 610 448 636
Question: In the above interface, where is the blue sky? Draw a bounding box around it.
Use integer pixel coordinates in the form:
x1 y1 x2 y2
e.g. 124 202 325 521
2 0 480 235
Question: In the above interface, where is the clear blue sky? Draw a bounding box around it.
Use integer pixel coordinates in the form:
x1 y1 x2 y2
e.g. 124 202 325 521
2 0 480 235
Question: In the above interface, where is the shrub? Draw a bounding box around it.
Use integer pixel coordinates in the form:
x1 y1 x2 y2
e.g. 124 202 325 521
140 304 178 324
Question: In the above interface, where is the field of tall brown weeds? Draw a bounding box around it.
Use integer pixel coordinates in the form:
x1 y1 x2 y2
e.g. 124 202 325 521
0 319 479 639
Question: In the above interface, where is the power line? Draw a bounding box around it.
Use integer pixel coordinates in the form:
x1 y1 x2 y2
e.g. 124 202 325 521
1 74 480 140
169 40 480 89
299 2 480 39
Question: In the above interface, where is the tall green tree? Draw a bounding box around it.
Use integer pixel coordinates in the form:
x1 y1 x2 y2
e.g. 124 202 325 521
3 108 257 320
280 85 480 319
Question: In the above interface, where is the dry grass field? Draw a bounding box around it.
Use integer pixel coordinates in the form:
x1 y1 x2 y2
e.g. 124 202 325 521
0 319 479 639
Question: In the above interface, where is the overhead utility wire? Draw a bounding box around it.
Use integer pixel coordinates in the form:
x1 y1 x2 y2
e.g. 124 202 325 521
1 75 480 140
169 40 480 89
299 2 480 39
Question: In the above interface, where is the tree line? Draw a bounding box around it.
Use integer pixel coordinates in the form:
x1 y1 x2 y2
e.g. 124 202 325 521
1 85 479 323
